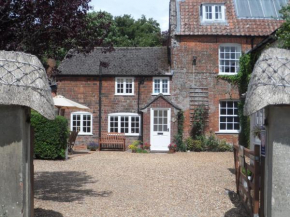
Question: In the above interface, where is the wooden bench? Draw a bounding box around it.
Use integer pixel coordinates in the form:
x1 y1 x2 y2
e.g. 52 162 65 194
99 133 126 151
68 131 78 154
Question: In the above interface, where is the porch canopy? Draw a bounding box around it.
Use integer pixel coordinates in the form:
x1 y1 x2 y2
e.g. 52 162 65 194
244 48 290 116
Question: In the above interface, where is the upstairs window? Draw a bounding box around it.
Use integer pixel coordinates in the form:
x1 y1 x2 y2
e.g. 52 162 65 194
115 77 134 95
219 44 241 75
201 4 225 22
71 112 93 135
153 77 170 95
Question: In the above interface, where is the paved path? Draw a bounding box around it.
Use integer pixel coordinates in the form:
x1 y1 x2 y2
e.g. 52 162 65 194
34 152 248 217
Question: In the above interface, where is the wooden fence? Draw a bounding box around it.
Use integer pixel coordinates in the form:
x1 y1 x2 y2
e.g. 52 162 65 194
233 144 265 217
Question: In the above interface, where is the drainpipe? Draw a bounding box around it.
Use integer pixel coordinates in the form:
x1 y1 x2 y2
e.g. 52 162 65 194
138 77 145 142
99 63 102 140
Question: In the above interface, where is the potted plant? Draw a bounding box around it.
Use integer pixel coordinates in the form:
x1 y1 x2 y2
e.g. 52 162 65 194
143 143 151 151
87 142 99 151
128 145 137 153
168 143 177 153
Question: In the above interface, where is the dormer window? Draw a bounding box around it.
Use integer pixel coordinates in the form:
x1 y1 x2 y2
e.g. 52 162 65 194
201 4 225 22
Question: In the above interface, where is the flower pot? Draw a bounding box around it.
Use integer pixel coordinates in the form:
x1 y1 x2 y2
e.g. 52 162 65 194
132 149 137 153
169 149 175 153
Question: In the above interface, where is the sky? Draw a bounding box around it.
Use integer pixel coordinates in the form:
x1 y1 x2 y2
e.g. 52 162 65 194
90 0 170 31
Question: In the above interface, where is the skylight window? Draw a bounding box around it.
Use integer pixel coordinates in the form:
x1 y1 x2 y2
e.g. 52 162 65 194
201 4 225 22
234 0 288 18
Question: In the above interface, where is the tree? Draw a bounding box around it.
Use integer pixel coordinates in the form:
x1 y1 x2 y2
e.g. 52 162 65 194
0 0 113 63
276 5 290 48
112 14 162 47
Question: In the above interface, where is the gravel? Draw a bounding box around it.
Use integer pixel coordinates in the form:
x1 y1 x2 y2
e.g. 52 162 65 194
34 152 249 217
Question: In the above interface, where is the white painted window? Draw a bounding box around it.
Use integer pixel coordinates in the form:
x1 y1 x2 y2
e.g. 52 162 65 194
219 44 241 75
153 77 170 95
219 101 240 133
202 4 225 21
71 112 93 135
115 77 134 95
108 113 141 136
255 109 265 127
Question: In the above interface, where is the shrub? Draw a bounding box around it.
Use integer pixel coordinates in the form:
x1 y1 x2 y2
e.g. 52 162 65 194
192 140 204 152
184 137 194 151
218 140 233 152
31 111 69 160
87 142 99 151
195 134 232 152
136 148 148 153
128 144 137 151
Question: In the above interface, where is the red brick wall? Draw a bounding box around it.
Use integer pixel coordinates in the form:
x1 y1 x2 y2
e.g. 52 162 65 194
57 76 179 148
171 35 266 145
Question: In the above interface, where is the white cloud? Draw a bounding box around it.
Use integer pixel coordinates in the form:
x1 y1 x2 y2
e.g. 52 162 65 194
90 0 169 31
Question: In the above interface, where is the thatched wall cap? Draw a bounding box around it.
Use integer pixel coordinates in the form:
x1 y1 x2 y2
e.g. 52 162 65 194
244 48 290 116
0 51 55 120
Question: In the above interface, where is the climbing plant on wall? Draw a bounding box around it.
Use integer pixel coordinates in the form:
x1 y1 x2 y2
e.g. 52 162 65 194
191 105 207 138
217 53 259 147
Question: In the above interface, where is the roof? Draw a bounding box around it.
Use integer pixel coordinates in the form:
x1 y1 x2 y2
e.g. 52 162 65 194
174 0 285 36
0 51 55 120
58 47 170 76
244 48 290 116
141 94 181 110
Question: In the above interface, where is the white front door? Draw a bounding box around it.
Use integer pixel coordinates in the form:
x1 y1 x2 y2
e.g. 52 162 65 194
150 108 171 151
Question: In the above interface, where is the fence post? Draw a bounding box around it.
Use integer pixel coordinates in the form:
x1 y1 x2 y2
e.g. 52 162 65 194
253 145 260 217
233 146 240 194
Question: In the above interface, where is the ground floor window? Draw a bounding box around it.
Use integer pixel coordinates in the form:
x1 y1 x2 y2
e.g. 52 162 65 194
219 101 240 132
108 113 140 136
71 112 93 135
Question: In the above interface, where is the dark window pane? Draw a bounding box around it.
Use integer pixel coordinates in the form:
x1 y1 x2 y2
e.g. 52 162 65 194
227 123 233 130
220 123 226 130
234 124 240 130
228 109 233 115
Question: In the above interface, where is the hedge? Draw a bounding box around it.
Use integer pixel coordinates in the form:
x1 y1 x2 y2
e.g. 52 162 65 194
31 111 69 160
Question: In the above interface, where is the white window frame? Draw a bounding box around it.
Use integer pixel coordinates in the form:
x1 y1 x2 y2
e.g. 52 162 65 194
219 100 240 133
108 113 141 136
70 111 93 135
202 4 225 22
115 77 135 95
219 44 242 75
152 77 170 95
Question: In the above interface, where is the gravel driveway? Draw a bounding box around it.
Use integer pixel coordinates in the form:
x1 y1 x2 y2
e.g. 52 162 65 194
34 152 248 217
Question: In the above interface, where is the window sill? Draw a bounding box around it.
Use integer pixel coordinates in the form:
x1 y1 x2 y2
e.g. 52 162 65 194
215 131 240 134
115 94 135 96
152 93 170 96
218 73 238 76
125 134 140 137
78 133 93 136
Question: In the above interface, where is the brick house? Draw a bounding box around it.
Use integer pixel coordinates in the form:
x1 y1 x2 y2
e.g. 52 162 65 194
57 47 182 150
169 0 286 144
57 0 286 150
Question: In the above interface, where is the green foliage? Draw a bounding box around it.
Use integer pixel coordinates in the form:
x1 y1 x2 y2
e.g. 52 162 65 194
175 111 187 152
31 111 69 160
192 140 204 152
136 148 148 153
276 5 290 49
218 140 233 152
195 134 232 152
184 137 194 151
242 167 252 177
89 12 162 47
191 105 207 138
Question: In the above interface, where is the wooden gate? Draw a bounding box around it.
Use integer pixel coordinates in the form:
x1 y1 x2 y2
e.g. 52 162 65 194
233 144 265 217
